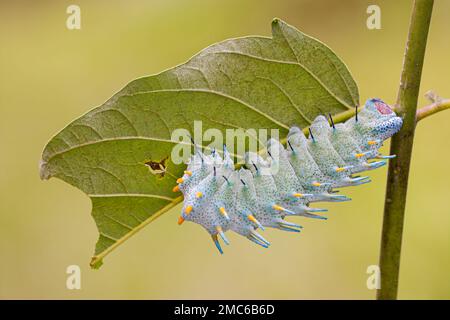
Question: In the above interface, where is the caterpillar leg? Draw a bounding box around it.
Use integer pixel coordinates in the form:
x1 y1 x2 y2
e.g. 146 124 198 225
364 160 387 169
335 176 371 187
310 193 351 202
247 231 270 248
276 203 328 216
277 225 301 233
211 234 223 254
276 219 302 232
376 154 396 159
216 226 230 245
286 208 328 220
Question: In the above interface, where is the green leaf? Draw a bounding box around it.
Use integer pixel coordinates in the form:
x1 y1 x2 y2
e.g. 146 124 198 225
40 18 359 268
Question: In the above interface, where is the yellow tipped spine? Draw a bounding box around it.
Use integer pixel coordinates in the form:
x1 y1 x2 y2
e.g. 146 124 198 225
219 207 229 218
272 204 284 211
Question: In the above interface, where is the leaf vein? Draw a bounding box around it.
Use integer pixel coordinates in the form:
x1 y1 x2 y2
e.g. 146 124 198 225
123 88 290 130
276 28 353 110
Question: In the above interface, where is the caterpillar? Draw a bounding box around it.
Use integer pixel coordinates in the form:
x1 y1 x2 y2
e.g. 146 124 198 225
173 98 403 253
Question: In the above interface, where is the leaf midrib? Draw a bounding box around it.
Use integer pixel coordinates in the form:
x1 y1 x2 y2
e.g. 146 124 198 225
90 196 183 268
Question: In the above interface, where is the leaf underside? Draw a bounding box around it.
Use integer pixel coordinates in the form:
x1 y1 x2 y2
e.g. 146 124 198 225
40 19 359 268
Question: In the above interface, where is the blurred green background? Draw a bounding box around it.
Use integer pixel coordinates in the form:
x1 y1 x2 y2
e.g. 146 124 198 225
1 0 449 299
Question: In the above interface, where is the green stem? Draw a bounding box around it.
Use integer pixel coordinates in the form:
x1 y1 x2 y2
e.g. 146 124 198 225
377 0 434 300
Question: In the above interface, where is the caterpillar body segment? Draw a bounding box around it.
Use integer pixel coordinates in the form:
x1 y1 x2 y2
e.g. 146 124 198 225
174 98 403 253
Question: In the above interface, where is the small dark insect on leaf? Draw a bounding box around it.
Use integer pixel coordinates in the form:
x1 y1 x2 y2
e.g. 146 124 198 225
145 157 168 178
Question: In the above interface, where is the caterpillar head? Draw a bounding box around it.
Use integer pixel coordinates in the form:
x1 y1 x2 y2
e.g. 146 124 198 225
359 98 403 141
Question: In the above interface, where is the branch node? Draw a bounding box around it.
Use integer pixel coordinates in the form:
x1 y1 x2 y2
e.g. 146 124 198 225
424 90 442 103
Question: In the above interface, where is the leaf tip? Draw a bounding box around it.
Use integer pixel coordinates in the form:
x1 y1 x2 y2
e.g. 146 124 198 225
271 18 291 38
90 256 103 270
271 17 283 31
39 159 51 180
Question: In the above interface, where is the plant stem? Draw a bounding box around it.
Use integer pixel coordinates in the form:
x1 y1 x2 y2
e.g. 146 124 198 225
377 0 434 300
416 98 450 121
